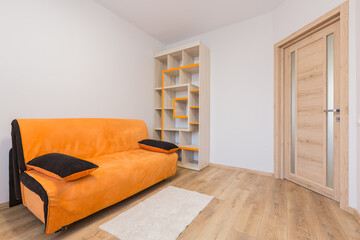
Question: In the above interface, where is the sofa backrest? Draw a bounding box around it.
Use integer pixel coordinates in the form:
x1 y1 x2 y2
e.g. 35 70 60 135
16 118 149 164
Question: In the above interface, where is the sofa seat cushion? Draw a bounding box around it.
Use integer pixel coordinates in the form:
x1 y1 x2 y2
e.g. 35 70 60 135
21 149 177 235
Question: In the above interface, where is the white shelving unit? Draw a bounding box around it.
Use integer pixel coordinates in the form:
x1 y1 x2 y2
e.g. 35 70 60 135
153 41 210 171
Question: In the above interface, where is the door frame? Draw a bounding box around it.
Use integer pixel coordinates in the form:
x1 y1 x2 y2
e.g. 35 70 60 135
274 1 349 209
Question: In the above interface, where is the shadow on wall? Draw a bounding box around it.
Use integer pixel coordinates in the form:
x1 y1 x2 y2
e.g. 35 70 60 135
0 136 11 200
0 137 11 160
0 135 11 157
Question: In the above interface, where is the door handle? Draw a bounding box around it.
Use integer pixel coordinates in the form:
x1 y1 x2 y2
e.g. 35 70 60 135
323 108 340 113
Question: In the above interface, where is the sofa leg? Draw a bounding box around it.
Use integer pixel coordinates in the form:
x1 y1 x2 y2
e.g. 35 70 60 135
55 226 69 233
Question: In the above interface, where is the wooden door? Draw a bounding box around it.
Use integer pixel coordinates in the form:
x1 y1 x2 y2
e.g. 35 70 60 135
284 21 340 201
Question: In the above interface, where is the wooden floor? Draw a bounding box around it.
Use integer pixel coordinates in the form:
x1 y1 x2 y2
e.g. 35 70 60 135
1 165 360 240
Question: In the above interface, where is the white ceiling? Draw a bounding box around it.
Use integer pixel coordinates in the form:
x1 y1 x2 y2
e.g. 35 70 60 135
95 0 285 44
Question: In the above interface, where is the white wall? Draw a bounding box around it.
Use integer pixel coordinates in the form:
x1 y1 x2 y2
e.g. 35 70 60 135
273 0 347 43
168 13 275 173
0 0 164 204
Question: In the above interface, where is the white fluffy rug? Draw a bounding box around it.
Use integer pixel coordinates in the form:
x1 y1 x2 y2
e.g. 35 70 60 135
99 186 213 240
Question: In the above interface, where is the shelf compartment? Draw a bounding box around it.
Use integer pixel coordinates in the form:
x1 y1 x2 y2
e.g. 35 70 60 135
189 91 199 107
178 149 199 170
154 130 161 140
189 107 199 124
164 69 180 77
182 50 194 66
163 71 179 87
180 69 192 84
154 109 161 129
154 90 162 109
175 117 188 129
154 58 167 88
163 109 175 129
182 64 199 74
163 89 175 109
179 131 199 149
163 130 179 144
167 54 181 69
183 46 199 65
173 97 188 118
177 149 182 163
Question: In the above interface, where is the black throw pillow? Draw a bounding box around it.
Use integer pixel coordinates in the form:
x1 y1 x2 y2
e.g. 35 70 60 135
26 153 98 181
138 139 179 153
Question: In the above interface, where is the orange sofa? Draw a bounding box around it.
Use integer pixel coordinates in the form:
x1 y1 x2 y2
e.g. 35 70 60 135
9 119 178 235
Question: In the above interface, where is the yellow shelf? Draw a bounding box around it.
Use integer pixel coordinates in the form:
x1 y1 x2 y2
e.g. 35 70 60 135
174 97 188 100
180 145 199 151
163 63 199 74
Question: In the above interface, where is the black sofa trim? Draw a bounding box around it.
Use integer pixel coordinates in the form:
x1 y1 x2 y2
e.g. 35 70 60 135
9 120 27 207
9 148 22 207
11 120 26 172
20 172 49 231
